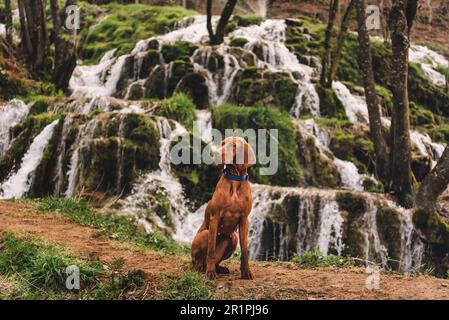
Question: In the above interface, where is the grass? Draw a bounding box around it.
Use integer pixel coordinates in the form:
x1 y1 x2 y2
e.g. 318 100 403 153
290 249 355 269
80 3 195 64
159 271 216 300
154 93 197 130
0 233 103 299
38 197 188 255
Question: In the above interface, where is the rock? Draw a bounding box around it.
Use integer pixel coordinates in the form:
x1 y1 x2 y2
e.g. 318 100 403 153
285 18 303 27
175 72 209 108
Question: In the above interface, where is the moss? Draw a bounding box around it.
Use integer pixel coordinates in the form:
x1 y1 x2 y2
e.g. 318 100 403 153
212 104 302 186
274 78 297 112
318 85 347 119
80 4 195 64
0 113 61 183
154 93 197 130
161 41 197 63
329 128 375 174
427 123 449 144
233 15 264 27
230 37 249 48
336 192 367 217
172 133 219 209
376 207 402 269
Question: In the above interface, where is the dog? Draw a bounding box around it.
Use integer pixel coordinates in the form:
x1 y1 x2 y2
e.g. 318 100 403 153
191 136 256 279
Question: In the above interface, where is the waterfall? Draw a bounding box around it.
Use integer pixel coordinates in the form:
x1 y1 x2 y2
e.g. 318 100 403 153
0 99 29 158
122 117 190 240
231 19 320 116
409 44 449 86
332 81 369 123
0 120 59 199
65 119 99 197
301 118 365 191
195 109 213 143
70 49 130 98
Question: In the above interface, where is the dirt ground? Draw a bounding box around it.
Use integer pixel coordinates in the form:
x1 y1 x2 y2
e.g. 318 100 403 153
1 200 449 300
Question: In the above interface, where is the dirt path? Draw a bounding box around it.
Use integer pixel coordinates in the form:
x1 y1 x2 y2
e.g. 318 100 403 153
1 201 449 300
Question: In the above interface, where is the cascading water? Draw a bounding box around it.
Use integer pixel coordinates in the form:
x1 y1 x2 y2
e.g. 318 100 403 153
0 120 59 199
409 44 449 87
0 100 29 157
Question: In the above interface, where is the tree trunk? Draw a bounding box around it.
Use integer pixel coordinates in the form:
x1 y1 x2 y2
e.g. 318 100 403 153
415 146 449 214
207 0 238 45
389 0 416 203
213 0 238 44
320 0 339 88
355 0 391 184
328 0 355 85
18 0 48 74
4 0 13 44
50 0 63 87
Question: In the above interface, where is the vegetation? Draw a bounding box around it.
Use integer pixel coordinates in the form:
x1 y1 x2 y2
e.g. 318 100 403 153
38 197 188 255
159 271 216 300
291 249 355 269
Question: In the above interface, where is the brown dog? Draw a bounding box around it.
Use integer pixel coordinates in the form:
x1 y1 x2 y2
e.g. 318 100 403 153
191 136 256 279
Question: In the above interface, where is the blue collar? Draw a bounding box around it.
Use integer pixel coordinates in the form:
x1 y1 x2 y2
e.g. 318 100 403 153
223 169 248 181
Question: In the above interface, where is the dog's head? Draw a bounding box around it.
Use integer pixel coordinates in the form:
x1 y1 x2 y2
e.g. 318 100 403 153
214 136 256 172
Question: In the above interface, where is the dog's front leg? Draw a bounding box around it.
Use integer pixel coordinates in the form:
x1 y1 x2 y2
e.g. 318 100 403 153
205 211 219 279
239 216 253 280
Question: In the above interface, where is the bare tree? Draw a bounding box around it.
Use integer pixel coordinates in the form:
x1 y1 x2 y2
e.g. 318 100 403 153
320 0 340 88
207 0 238 45
388 0 418 203
17 0 48 74
4 0 13 44
328 0 356 85
355 0 390 183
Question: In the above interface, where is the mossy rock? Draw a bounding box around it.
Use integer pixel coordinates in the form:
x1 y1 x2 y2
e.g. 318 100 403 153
161 41 197 63
154 93 197 129
376 207 402 269
139 49 161 79
318 85 346 119
171 133 219 209
230 37 249 48
336 192 367 218
411 154 432 182
275 78 297 112
233 15 264 27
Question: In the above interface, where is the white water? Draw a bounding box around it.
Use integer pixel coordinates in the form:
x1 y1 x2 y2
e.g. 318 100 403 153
0 120 59 199
409 45 449 86
332 81 369 123
0 100 29 157
195 109 213 143
301 118 365 191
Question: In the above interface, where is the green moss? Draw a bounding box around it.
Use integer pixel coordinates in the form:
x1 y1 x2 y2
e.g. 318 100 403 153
230 37 249 48
161 41 197 63
275 78 297 112
376 207 402 269
154 93 197 130
80 4 195 64
318 85 347 119
427 123 449 144
336 192 367 217
212 104 301 186
233 15 264 27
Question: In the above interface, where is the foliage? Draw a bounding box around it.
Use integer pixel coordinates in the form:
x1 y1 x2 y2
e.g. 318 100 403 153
154 93 197 129
290 249 354 268
0 233 103 299
159 271 215 300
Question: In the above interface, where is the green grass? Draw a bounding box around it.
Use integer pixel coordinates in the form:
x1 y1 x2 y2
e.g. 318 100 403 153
159 271 216 300
0 233 103 299
290 249 355 269
38 197 188 255
154 93 197 130
80 4 196 64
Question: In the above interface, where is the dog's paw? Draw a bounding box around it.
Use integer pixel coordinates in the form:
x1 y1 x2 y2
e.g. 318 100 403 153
216 266 230 274
206 268 217 279
241 269 254 280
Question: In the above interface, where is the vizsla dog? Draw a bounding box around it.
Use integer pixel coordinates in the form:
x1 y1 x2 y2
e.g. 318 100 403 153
191 136 256 279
